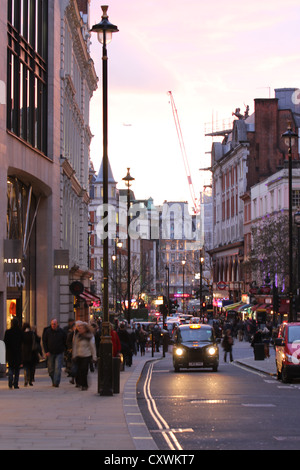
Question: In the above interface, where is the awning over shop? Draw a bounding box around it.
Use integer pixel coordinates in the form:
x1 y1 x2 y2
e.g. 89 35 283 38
251 303 273 313
223 301 244 311
79 289 101 305
237 303 252 311
251 304 260 312
256 303 268 311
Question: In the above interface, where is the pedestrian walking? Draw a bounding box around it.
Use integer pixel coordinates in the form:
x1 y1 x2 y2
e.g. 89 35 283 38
152 323 161 352
31 326 42 382
237 320 244 342
42 319 67 387
222 329 234 362
21 323 35 386
65 322 76 374
111 328 121 358
72 322 97 391
138 325 147 356
63 318 75 377
117 323 133 367
66 323 77 384
262 327 271 358
4 318 23 389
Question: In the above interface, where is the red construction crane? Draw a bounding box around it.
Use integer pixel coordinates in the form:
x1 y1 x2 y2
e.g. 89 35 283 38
168 91 200 214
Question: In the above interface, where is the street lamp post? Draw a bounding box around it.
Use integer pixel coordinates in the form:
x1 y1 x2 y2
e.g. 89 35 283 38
112 254 117 311
117 241 123 312
200 252 204 315
91 5 119 396
182 260 186 314
122 168 135 324
294 211 300 316
165 265 170 327
282 123 299 323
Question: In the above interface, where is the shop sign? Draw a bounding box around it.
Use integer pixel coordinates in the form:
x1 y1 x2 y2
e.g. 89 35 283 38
217 281 227 290
6 268 26 288
260 286 271 294
3 239 22 272
70 281 84 296
54 250 69 276
249 288 258 294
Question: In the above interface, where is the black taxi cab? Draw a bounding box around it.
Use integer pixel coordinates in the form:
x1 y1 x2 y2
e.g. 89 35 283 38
172 324 219 372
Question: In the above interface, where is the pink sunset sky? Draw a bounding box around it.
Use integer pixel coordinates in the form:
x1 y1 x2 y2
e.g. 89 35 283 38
89 0 300 209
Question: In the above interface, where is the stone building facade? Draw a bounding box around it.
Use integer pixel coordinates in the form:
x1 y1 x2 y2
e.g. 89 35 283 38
0 0 97 338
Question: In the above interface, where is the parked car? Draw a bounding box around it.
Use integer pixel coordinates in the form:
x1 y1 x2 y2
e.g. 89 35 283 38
275 322 300 383
172 324 220 372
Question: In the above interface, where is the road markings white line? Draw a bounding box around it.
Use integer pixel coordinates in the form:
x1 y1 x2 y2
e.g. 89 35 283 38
143 362 183 451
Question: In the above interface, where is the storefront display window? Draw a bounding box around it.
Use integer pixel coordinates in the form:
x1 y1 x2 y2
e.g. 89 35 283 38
6 177 36 327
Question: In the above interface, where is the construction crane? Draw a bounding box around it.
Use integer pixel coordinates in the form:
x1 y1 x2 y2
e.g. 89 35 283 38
167 91 200 214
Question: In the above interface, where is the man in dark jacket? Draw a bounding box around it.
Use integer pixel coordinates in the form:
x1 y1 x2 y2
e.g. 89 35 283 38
4 318 23 389
42 319 66 387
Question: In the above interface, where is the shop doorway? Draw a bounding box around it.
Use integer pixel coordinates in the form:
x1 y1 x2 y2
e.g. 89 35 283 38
6 297 22 330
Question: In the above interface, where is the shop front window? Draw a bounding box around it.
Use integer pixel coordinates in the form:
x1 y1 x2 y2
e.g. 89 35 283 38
6 177 36 327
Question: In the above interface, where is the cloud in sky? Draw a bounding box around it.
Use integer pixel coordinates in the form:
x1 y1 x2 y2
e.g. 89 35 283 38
89 0 300 208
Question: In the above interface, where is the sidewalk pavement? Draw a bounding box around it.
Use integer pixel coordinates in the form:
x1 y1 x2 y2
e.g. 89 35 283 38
0 344 277 451
0 349 159 451
234 342 277 377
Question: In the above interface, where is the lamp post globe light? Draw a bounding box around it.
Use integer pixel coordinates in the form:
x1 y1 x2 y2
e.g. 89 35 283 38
282 122 299 323
122 168 135 324
91 6 118 396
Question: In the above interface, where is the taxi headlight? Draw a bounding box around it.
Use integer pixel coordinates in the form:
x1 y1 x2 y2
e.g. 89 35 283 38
175 347 184 357
207 346 217 356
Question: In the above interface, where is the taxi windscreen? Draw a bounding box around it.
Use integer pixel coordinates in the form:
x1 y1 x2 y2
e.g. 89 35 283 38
178 327 214 343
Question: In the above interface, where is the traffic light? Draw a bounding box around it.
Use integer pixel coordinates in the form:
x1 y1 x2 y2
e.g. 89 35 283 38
202 302 206 312
168 299 177 314
159 302 168 316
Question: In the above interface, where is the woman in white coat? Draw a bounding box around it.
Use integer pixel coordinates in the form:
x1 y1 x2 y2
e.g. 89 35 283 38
72 322 97 390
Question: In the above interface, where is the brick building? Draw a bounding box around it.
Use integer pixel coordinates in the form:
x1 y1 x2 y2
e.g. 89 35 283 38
209 88 300 304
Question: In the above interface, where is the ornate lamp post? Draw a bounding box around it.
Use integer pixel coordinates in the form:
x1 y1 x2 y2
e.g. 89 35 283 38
117 240 123 312
112 254 117 311
282 123 299 322
200 252 204 315
294 211 300 314
182 260 186 314
91 5 119 396
122 168 135 324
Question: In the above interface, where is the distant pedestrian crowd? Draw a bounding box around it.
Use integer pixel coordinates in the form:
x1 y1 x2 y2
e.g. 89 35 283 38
2 315 277 390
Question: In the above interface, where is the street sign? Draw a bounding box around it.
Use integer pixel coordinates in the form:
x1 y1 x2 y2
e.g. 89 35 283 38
217 281 227 290
69 281 84 296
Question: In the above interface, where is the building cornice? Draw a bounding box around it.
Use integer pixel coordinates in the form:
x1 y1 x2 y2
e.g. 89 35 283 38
62 157 90 204
65 0 98 94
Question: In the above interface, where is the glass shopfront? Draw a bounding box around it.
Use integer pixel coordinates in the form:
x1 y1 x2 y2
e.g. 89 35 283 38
6 176 37 328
